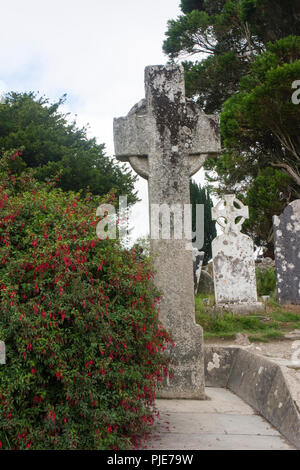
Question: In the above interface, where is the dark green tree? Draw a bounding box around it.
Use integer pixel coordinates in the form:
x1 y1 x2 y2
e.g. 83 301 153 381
163 0 300 113
0 92 138 204
219 36 300 187
164 1 300 254
180 0 205 14
190 180 216 264
241 168 292 256
213 36 300 253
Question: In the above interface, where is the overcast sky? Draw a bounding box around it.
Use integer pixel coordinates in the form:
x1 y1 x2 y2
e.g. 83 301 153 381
0 0 206 242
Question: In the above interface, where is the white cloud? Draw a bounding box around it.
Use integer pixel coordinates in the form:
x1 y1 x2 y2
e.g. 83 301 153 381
0 1 210 242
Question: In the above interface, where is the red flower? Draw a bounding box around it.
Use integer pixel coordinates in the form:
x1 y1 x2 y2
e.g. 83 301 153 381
97 262 103 271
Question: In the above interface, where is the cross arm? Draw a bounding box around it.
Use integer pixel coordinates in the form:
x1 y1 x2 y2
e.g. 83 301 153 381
113 114 150 159
113 100 151 179
186 103 221 156
186 109 221 177
113 99 151 160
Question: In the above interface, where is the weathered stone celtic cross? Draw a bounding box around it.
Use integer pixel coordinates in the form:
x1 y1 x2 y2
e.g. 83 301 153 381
114 65 220 398
212 195 263 314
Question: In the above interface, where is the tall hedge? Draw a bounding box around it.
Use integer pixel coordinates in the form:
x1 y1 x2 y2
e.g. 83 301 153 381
0 151 172 450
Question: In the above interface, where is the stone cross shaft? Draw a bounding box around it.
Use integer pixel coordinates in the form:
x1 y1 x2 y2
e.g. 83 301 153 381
114 65 220 398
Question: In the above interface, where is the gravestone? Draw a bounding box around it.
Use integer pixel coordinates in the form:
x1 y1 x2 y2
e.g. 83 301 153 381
198 269 214 294
273 200 300 305
114 65 220 398
212 195 263 314
193 248 204 294
0 341 5 364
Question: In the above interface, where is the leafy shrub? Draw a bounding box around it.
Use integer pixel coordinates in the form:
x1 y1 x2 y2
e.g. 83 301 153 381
256 267 277 296
0 151 172 450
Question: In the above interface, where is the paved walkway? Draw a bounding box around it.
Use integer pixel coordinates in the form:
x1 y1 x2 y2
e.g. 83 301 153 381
143 388 295 450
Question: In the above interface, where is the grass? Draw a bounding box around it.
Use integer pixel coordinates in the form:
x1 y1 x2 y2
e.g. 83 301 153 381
195 293 300 343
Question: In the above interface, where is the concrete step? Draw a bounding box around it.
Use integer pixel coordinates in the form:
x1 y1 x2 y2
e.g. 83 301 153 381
143 388 295 450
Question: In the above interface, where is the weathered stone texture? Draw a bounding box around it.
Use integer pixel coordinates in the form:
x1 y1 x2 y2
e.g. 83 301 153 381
0 341 5 365
273 200 300 305
114 65 221 398
204 347 238 387
256 257 275 273
205 346 300 449
198 269 214 294
212 195 263 313
193 248 204 294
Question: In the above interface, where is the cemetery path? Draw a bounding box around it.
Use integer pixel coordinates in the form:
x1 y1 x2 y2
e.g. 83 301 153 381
205 338 300 414
141 388 295 450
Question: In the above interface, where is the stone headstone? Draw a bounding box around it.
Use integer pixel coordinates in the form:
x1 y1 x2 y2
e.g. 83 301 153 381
193 248 204 294
114 65 220 398
234 333 251 346
273 200 300 305
256 257 275 273
198 270 214 294
0 341 5 364
212 195 263 314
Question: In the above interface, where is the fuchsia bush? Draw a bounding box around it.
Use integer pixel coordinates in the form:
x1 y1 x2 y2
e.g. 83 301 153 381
0 151 172 450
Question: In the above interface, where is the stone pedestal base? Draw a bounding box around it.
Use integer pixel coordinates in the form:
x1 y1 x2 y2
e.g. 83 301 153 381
157 323 206 400
216 302 264 315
